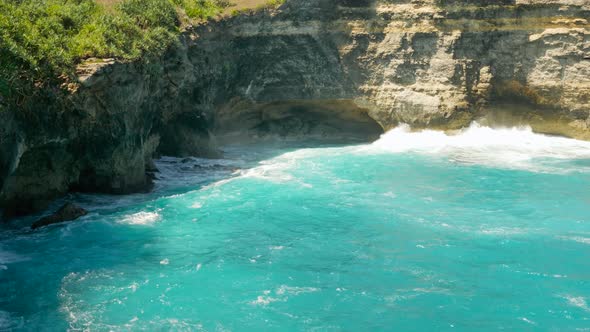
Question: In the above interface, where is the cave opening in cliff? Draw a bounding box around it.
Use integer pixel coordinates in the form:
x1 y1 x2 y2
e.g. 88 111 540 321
3 0 590 329
213 99 384 144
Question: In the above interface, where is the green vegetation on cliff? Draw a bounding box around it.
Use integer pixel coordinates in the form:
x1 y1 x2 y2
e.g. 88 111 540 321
0 0 231 109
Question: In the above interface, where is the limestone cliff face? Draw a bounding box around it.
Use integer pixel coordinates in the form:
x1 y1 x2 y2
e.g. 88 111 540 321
1 0 589 218
202 0 590 135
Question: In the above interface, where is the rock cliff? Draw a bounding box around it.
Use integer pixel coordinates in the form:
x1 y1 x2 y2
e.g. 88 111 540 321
1 0 589 218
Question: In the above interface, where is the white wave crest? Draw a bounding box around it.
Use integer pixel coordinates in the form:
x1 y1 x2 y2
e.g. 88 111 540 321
121 211 161 225
0 249 30 267
234 149 323 183
276 285 319 296
558 236 590 245
562 295 590 312
195 122 590 191
249 285 319 306
369 123 590 172
205 148 327 189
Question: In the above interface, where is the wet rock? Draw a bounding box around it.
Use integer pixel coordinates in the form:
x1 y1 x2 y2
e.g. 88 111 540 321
145 159 159 173
31 203 88 230
146 172 158 181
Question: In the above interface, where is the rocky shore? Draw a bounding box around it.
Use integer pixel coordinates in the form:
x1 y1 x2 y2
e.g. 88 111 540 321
1 0 588 219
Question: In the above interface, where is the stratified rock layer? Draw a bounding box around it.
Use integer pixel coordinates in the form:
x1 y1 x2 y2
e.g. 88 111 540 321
1 0 589 217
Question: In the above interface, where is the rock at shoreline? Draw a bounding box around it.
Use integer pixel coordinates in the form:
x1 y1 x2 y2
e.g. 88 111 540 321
31 203 88 230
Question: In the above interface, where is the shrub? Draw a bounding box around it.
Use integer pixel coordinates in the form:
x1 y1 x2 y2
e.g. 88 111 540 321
0 0 227 110
174 0 223 20
118 0 178 30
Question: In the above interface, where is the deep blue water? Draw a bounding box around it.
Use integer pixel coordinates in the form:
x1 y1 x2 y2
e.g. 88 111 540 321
2 124 590 331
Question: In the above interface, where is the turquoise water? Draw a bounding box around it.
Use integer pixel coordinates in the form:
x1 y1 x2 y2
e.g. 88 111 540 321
2 124 590 331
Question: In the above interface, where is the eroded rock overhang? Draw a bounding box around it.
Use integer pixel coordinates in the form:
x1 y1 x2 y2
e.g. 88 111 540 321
191 0 590 138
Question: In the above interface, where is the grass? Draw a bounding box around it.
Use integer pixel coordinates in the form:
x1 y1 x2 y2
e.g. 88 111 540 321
0 0 286 110
0 0 240 109
228 0 285 16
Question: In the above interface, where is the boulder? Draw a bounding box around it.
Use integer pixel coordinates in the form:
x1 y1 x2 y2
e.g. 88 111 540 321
31 203 88 230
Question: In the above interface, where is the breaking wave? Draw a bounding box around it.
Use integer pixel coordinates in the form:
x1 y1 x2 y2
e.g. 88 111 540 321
369 123 590 172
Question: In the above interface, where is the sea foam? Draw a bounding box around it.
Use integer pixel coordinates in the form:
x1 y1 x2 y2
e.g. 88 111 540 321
120 211 161 225
369 123 590 173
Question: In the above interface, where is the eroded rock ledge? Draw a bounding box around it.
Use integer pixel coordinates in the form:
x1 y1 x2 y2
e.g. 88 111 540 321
1 0 589 218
